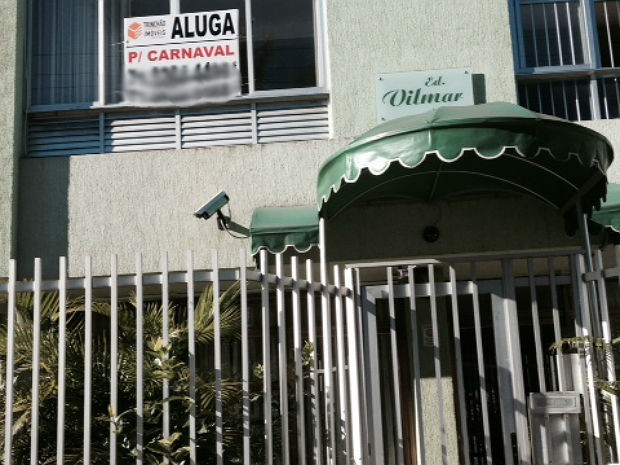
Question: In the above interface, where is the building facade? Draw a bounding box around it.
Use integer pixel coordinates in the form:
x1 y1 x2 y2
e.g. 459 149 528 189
3 1 620 464
5 0 619 277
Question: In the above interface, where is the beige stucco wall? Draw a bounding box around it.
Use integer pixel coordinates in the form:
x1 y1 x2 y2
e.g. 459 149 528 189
0 0 24 277
329 0 517 137
13 0 524 277
18 139 344 277
3 0 619 277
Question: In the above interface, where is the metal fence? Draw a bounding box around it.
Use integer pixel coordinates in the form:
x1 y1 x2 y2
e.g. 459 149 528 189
5 246 620 465
0 249 360 465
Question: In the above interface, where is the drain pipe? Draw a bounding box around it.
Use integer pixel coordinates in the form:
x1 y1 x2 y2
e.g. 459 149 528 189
577 206 605 465
581 208 620 462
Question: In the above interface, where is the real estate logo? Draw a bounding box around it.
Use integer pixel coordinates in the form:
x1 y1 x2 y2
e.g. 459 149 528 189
127 22 143 40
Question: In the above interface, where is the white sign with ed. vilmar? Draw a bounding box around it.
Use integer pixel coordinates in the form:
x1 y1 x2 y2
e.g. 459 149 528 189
377 68 474 122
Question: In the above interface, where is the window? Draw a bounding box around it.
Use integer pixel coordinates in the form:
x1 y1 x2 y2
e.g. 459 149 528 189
511 0 620 120
26 0 329 156
29 0 324 108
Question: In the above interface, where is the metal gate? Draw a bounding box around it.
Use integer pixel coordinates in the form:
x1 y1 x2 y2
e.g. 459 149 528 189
350 249 620 465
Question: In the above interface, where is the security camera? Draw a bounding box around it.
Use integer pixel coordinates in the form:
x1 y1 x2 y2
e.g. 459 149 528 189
194 191 229 220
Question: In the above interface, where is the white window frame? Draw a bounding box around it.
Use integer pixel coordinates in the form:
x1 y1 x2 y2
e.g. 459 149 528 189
26 0 330 113
510 0 620 120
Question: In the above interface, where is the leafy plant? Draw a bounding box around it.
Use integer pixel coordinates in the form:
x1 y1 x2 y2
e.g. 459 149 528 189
0 282 250 465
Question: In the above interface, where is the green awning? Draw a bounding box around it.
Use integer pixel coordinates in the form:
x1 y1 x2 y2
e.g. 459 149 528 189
250 206 319 255
317 102 613 234
593 183 620 233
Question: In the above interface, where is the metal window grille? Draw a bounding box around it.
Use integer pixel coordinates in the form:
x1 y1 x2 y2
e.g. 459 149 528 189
517 78 593 120
514 0 620 121
595 0 620 67
519 0 585 68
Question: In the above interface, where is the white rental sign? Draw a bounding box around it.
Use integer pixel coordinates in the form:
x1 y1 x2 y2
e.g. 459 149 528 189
124 10 240 104
376 68 474 122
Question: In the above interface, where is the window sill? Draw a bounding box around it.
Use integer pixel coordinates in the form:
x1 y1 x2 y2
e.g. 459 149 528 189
28 87 330 115
516 67 620 81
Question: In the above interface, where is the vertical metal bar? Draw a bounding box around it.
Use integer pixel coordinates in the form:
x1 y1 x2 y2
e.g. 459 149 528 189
334 266 351 461
491 287 517 465
306 259 322 465
525 84 531 109
590 77 602 121
275 253 290 464
549 81 557 116
187 251 197 465
361 288 385 464
554 3 564 66
4 260 16 465
574 254 603 464
212 250 224 465
527 259 547 392
354 270 370 464
471 263 492 464
170 0 179 14
260 250 273 465
110 255 119 465
407 266 425 465
135 254 144 465
571 254 596 465
386 267 405 465
240 250 251 465
97 0 105 105
319 218 336 465
292 257 307 465
603 2 614 67
529 4 540 66
428 265 448 465
448 265 470 465
566 2 577 64
345 267 363 465
501 259 530 465
562 80 569 119
598 248 620 460
581 212 602 339
537 83 543 113
84 256 93 465
244 0 255 93
30 259 42 465
574 80 582 121
57 257 67 465
542 3 552 65
161 253 170 444
548 256 566 391
602 77 610 119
